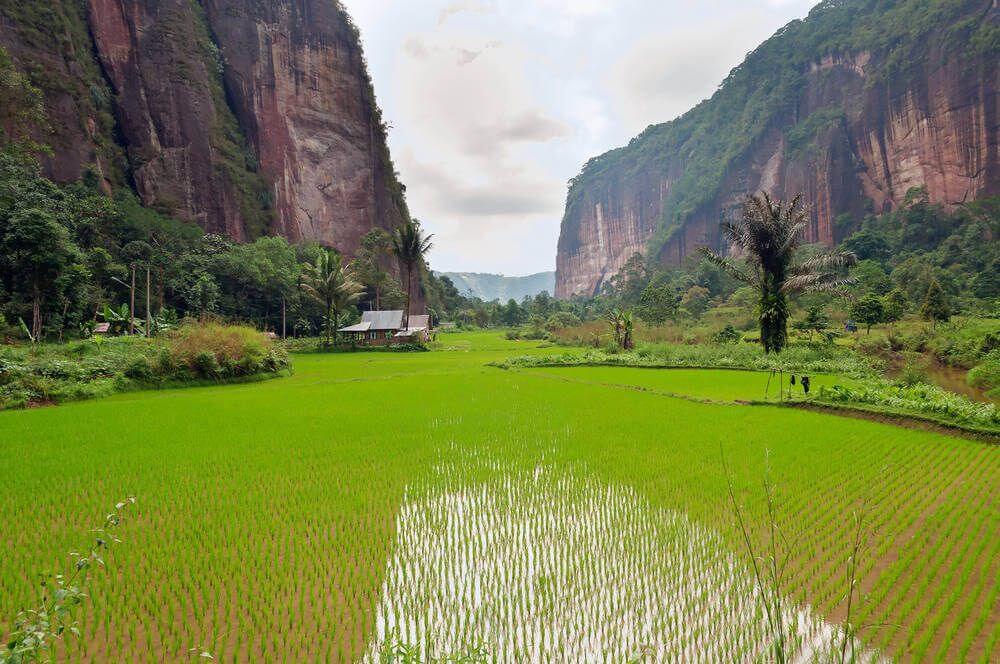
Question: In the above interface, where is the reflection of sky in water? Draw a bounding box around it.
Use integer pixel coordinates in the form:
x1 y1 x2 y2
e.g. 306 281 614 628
363 466 886 662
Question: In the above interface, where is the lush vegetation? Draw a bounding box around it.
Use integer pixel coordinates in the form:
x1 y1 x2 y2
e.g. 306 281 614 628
1 332 996 661
817 379 999 433
0 322 288 409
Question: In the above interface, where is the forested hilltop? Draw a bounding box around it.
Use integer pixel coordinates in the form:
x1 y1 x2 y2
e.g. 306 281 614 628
556 0 998 298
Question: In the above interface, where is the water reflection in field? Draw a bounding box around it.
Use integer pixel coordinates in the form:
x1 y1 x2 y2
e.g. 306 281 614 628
363 463 884 662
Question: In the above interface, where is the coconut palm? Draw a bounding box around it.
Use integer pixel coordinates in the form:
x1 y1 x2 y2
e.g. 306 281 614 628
300 249 364 347
701 193 856 353
391 219 434 331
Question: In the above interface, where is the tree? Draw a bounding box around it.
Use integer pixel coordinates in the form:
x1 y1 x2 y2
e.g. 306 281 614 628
606 308 634 350
793 305 829 341
635 283 677 325
702 193 856 353
354 229 395 310
0 207 77 340
500 299 524 327
608 253 648 303
883 288 907 322
920 278 951 325
545 311 581 331
390 220 433 331
187 273 220 319
680 285 710 318
300 249 364 346
850 293 884 334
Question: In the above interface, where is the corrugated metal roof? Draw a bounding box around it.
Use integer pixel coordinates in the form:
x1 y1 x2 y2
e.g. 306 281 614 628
394 327 427 337
408 315 431 329
340 321 371 332
361 310 404 330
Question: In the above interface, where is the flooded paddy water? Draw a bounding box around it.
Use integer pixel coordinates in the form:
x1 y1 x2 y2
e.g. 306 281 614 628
363 459 884 662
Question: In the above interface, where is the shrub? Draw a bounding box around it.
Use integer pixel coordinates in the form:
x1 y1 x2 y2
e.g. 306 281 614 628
818 380 999 431
494 342 879 378
712 325 741 345
192 351 220 378
167 322 290 378
968 350 1000 397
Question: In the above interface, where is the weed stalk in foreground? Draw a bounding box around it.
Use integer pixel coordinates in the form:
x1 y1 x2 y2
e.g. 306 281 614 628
0 497 136 664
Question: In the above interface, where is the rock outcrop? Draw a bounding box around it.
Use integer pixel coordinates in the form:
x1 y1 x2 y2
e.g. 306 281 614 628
201 0 407 252
555 0 998 298
0 0 408 251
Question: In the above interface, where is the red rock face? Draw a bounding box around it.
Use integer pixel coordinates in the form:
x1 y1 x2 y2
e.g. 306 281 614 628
87 0 256 240
556 47 999 299
200 0 407 254
3 1 407 255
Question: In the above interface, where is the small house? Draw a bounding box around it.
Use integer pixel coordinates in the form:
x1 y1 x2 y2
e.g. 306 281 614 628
341 310 432 346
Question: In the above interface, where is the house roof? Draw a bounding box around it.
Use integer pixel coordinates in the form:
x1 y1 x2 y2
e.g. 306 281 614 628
408 315 430 329
340 321 371 333
360 310 404 330
394 327 428 337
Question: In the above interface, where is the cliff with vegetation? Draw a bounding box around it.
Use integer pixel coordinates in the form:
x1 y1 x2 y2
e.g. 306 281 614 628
555 0 999 298
0 0 407 249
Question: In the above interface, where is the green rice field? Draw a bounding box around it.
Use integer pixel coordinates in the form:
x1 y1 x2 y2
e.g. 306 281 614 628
1 332 997 661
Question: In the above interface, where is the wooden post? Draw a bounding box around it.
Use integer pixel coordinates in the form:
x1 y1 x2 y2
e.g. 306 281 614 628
129 264 136 336
145 266 152 337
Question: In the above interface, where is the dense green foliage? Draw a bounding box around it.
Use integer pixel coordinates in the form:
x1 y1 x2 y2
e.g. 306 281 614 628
1 332 995 660
563 0 992 257
0 322 288 409
494 341 879 378
818 379 998 432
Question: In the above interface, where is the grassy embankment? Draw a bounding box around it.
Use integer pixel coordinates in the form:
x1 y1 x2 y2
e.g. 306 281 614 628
0 323 289 409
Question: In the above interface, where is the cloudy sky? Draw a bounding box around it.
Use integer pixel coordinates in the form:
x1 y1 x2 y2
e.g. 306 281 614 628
340 0 817 275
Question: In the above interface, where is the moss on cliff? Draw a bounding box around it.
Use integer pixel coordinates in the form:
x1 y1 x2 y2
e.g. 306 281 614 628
0 0 125 183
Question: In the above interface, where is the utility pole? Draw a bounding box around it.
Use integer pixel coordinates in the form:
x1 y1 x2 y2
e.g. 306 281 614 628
129 264 136 336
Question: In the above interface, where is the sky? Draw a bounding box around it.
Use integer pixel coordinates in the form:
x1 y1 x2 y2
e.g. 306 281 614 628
340 0 817 275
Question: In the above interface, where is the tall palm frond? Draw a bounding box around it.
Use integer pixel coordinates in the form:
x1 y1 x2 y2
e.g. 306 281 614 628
391 220 434 330
300 250 364 346
700 192 857 353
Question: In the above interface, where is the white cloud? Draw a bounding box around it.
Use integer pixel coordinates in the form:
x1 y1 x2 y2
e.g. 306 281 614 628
340 0 816 273
607 13 777 133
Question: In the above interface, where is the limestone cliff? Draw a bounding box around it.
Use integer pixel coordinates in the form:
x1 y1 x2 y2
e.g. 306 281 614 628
556 0 999 298
200 0 408 252
0 0 407 250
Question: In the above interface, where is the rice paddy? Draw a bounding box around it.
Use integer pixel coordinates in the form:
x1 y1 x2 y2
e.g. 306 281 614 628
1 332 997 661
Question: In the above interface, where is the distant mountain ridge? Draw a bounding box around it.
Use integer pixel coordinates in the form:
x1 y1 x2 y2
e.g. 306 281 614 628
437 272 556 302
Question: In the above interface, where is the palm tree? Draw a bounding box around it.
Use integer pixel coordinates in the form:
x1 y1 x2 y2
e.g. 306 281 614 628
300 249 364 347
701 193 856 353
606 308 635 350
391 219 434 331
